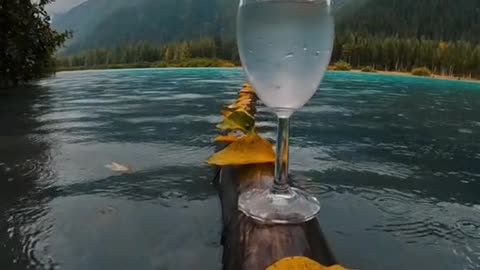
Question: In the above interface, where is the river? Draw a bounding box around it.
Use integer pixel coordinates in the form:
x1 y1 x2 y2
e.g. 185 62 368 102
0 69 479 270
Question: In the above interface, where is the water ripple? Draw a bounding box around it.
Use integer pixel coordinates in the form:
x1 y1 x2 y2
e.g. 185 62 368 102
2 69 480 270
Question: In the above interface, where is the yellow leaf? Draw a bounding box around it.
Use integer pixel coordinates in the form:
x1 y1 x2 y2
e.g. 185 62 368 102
238 91 252 97
222 109 233 118
265 257 350 270
216 109 255 133
207 134 274 165
236 96 252 103
240 84 255 94
327 266 350 270
240 88 255 94
235 100 252 108
214 135 240 143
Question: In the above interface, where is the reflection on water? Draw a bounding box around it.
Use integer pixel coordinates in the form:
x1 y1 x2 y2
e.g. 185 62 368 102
0 69 479 270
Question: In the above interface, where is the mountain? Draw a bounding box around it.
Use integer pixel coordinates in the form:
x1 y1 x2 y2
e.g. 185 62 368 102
71 0 231 51
52 0 143 50
54 0 480 54
336 0 480 42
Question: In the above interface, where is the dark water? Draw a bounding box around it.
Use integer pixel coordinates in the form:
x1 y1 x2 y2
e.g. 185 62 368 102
0 69 479 270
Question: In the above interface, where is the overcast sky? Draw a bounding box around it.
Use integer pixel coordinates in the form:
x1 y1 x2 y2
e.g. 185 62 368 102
46 0 86 13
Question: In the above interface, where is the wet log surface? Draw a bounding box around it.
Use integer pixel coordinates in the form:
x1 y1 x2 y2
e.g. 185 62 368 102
213 163 337 270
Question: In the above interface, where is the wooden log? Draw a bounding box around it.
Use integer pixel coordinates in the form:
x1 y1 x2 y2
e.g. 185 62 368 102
213 163 338 270
212 84 337 270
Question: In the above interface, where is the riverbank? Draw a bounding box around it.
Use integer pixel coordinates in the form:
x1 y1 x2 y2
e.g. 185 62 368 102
56 65 480 84
55 58 237 72
339 69 480 84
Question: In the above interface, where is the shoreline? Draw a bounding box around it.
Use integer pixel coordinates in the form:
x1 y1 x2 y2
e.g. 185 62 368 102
55 67 242 74
346 69 480 84
55 66 480 84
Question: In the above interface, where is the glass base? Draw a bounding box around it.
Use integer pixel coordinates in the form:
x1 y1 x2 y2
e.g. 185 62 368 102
238 187 320 224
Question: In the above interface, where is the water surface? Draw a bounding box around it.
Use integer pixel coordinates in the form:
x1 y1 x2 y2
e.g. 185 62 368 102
0 69 479 270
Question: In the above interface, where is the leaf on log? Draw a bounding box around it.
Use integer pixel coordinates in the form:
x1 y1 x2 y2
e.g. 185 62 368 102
214 135 241 143
207 134 275 165
240 83 255 94
266 257 350 270
216 109 255 133
222 109 233 118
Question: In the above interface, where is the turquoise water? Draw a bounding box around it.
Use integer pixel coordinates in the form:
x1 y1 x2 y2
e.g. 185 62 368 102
0 69 479 270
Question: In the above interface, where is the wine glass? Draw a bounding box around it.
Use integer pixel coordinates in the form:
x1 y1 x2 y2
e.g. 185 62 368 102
237 0 334 224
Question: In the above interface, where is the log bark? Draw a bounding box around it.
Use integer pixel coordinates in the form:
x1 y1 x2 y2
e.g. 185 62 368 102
213 163 337 270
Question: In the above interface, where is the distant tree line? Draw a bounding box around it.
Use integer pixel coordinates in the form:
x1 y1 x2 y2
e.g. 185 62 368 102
56 38 239 69
336 0 480 44
57 35 480 79
332 34 480 79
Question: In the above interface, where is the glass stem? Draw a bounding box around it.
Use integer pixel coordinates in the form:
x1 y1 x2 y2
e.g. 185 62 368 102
272 116 291 195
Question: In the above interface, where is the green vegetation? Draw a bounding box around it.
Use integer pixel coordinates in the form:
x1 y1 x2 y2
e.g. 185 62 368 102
56 58 235 72
331 36 480 79
56 38 238 70
53 0 480 79
54 0 234 53
361 66 376 73
411 67 432 77
333 61 352 71
54 0 480 52
163 58 235 68
58 36 480 80
0 0 70 85
336 0 480 43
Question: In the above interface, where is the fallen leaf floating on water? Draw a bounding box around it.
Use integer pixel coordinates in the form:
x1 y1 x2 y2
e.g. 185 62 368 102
105 162 132 173
265 256 351 270
207 134 275 165
216 109 255 133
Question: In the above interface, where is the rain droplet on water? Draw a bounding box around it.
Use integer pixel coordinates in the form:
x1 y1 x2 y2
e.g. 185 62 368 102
248 49 253 53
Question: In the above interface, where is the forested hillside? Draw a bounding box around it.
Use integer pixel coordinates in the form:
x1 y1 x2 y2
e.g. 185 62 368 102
54 0 480 52
336 0 480 43
52 0 135 49
54 0 480 78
